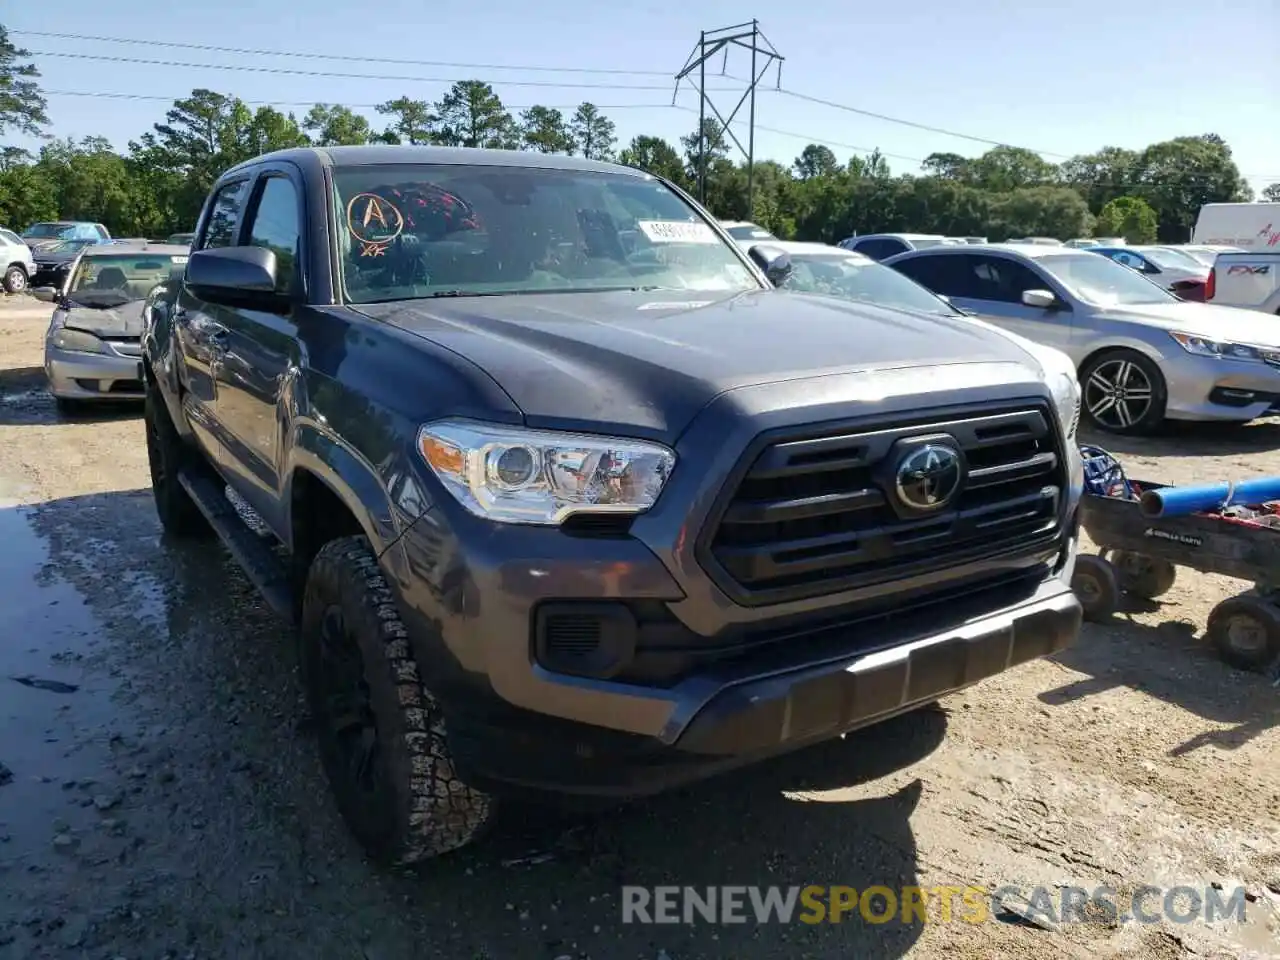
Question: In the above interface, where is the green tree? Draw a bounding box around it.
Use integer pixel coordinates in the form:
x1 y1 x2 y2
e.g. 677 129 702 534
967 146 1058 192
242 106 310 156
569 102 615 160
989 186 1094 240
792 144 838 181
1261 183 1280 203
518 106 573 154
1058 146 1138 213
921 152 972 182
617 135 686 186
433 81 517 149
375 97 436 145
303 104 371 146
1130 134 1250 242
1094 196 1158 243
0 161 57 229
0 25 49 141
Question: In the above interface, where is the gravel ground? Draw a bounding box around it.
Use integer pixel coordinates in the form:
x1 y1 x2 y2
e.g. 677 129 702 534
0 294 1277 960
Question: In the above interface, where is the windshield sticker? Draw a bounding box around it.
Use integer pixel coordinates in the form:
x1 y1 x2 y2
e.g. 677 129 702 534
346 193 405 257
635 220 719 245
637 301 714 311
172 256 188 264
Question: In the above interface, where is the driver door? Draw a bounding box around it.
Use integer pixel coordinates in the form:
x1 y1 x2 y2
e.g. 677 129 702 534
174 177 252 467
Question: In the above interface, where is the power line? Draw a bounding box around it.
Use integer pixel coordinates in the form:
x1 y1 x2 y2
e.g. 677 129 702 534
22 31 1278 181
26 50 745 92
41 89 678 111
12 29 675 76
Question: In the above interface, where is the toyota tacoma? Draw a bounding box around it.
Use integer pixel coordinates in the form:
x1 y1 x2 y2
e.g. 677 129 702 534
141 145 1085 864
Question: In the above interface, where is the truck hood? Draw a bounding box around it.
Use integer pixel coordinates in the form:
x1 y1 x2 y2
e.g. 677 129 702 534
1100 300 1280 346
355 289 1044 439
62 299 146 338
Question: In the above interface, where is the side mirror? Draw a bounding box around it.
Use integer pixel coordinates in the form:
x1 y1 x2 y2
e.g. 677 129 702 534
1021 289 1058 310
747 244 793 286
32 286 59 303
186 246 280 305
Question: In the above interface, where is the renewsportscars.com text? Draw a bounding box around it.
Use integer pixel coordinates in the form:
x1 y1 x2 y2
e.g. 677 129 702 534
620 884 1250 926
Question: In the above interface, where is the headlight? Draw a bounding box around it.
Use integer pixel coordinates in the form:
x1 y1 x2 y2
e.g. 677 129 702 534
417 419 676 525
49 326 109 355
1170 331 1269 362
1023 343 1081 440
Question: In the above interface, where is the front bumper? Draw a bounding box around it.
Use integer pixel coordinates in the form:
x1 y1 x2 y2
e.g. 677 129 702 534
45 344 145 400
440 567 1080 797
1164 352 1280 421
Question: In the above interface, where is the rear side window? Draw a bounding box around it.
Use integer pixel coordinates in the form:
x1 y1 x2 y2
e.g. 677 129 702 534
200 181 249 250
0 229 20 245
244 176 302 294
892 254 977 297
853 238 908 261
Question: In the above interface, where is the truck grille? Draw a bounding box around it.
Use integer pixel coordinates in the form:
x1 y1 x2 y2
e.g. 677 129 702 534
703 405 1065 605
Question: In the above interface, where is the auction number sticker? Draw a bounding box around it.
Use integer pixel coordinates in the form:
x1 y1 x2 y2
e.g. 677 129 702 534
172 256 188 264
636 220 719 244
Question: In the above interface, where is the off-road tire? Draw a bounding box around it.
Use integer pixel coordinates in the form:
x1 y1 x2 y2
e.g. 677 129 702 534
1079 348 1168 436
299 536 496 864
1207 594 1280 673
144 383 212 538
3 265 28 294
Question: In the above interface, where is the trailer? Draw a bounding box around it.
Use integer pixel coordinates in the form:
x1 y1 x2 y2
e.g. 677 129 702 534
1072 453 1280 674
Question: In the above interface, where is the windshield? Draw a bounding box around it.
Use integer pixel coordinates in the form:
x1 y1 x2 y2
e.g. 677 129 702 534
66 252 187 306
1142 247 1205 270
332 164 760 303
43 239 95 255
1040 253 1178 306
782 252 961 316
23 223 77 240
726 224 776 241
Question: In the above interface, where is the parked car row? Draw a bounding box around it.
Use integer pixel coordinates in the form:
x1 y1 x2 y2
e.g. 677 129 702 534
729 234 1279 436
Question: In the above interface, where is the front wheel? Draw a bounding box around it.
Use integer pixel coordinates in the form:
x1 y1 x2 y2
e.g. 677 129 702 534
1080 349 1168 435
3 265 28 294
299 536 497 864
144 383 212 538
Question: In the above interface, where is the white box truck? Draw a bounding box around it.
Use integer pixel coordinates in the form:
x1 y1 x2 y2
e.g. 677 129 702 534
1192 202 1280 250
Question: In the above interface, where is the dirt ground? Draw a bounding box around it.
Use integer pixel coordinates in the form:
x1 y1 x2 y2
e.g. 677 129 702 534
0 294 1277 960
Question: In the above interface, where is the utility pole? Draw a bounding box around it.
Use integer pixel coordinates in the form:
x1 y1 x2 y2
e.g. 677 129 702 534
674 21 783 218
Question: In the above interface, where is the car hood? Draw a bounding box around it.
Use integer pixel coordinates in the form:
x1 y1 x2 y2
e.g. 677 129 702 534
62 299 147 338
355 288 1043 440
33 248 81 264
1099 300 1280 346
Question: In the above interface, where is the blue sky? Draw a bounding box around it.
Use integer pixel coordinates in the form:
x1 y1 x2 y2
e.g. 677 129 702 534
8 0 1279 195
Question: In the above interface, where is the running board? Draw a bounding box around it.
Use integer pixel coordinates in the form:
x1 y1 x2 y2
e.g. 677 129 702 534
177 469 295 619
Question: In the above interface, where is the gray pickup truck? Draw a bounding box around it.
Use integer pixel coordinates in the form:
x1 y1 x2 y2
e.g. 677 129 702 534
140 145 1084 864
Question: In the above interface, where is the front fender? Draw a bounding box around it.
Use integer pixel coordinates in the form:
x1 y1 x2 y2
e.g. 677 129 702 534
141 293 191 438
286 420 410 556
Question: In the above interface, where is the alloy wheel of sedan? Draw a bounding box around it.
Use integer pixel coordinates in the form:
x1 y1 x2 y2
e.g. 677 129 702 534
1081 351 1166 434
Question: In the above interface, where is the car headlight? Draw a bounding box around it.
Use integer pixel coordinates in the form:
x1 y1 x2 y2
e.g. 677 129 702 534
49 326 109 355
1022 343 1081 440
417 419 676 525
1170 331 1269 362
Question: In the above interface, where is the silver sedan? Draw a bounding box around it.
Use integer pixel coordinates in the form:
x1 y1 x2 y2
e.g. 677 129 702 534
884 243 1280 434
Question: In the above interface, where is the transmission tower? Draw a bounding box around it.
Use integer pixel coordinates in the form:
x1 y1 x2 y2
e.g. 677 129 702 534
674 20 784 219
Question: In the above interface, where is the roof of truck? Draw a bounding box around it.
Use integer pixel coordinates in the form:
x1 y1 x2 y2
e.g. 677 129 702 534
227 145 645 178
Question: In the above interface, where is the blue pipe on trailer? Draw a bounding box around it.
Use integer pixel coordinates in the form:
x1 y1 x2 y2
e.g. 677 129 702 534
1138 477 1280 519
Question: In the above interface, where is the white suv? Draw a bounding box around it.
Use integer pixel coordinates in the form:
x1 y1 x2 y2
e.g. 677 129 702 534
0 228 37 294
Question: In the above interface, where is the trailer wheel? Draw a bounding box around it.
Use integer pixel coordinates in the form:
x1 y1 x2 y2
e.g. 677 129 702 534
1207 595 1280 673
1111 551 1177 599
1072 554 1120 622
